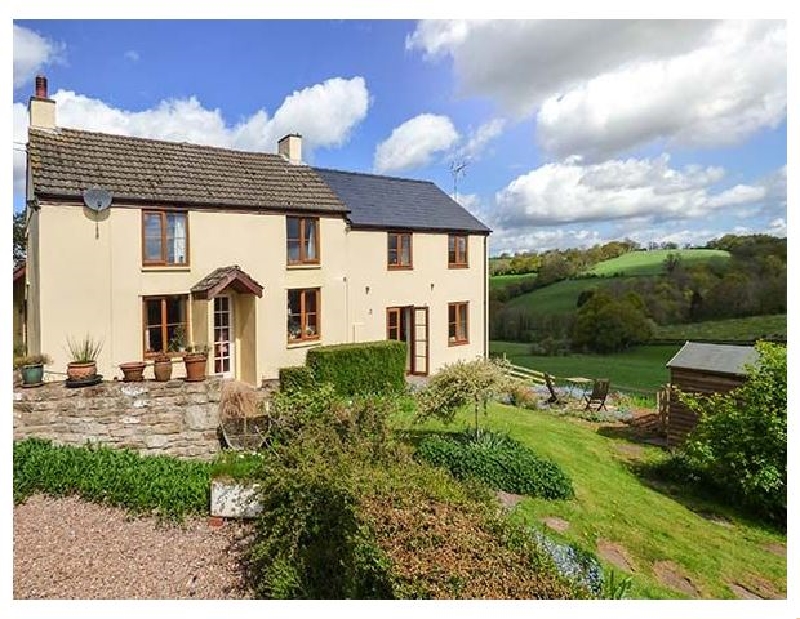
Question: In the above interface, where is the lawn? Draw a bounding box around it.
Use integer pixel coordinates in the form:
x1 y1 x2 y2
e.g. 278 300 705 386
506 278 612 314
489 273 537 290
653 314 786 341
490 341 679 392
391 405 786 599
585 249 730 277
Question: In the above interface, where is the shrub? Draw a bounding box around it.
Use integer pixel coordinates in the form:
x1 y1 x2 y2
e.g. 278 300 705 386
66 334 104 362
306 340 406 397
278 366 314 393
675 341 786 523
13 438 210 520
415 430 574 500
510 385 539 410
528 529 603 596
571 290 653 353
13 353 52 369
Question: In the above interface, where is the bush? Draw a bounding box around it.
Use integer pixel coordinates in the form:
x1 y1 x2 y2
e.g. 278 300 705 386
675 341 786 523
415 430 574 500
571 290 653 353
13 438 210 520
510 385 539 410
278 366 314 393
306 340 406 397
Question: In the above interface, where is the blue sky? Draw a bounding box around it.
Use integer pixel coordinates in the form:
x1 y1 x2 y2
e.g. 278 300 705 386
13 19 787 255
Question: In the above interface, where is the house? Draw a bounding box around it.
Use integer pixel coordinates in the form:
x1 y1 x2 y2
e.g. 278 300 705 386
13 264 26 350
21 76 490 385
665 341 759 445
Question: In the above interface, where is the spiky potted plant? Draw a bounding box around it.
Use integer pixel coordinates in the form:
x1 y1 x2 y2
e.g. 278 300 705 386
66 335 103 381
14 353 52 387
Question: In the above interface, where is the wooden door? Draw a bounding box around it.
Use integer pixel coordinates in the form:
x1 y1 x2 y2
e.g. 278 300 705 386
411 306 429 376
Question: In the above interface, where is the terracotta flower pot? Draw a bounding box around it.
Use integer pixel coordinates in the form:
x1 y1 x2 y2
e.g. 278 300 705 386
67 361 97 381
184 353 207 382
120 361 146 382
153 358 173 382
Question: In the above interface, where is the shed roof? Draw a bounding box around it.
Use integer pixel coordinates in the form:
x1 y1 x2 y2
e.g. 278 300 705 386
666 342 759 376
28 127 347 213
314 167 491 234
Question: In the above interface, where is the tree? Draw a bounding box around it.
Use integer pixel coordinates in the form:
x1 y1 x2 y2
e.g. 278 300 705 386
571 290 653 353
14 210 26 268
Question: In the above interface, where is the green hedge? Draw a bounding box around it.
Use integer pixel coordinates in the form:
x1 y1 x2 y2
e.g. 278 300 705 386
13 438 211 520
279 366 315 393
306 340 406 397
415 431 574 500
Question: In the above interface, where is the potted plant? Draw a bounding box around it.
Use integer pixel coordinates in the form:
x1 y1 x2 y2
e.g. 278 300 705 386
14 353 51 387
184 345 208 382
119 360 146 382
168 326 187 354
66 335 103 381
153 353 173 382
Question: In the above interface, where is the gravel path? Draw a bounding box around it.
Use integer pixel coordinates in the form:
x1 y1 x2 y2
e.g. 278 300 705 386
14 494 254 599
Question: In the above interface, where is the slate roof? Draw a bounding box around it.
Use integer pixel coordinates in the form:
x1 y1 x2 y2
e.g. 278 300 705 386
666 342 759 376
28 127 347 213
191 266 263 298
314 168 491 234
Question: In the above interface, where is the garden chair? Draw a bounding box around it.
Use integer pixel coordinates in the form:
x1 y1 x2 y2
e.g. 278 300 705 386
584 379 610 412
544 373 563 404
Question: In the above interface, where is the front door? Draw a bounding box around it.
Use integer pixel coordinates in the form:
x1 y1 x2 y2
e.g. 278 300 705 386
387 306 428 376
213 296 234 378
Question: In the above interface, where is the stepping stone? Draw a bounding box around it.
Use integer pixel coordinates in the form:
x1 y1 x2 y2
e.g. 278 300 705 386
495 490 525 510
728 582 763 599
762 542 786 556
540 517 570 533
652 560 701 597
596 539 636 572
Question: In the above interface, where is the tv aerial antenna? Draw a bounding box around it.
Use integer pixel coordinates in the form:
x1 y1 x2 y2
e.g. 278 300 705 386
450 159 469 202
82 187 112 239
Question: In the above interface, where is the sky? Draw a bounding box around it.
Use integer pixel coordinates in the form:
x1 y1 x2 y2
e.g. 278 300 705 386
12 19 787 256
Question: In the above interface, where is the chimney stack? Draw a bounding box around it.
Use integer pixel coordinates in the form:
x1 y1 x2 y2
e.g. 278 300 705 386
29 74 56 130
278 134 302 165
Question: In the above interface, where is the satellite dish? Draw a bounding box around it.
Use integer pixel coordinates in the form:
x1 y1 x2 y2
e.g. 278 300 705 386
83 188 112 212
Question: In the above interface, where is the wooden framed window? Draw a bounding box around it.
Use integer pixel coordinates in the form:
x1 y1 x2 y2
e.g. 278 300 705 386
287 288 321 342
287 217 320 265
142 211 188 266
143 295 188 358
388 232 413 269
448 234 468 268
448 302 469 346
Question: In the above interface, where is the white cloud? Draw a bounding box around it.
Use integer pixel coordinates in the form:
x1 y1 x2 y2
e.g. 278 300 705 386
767 218 787 237
13 76 370 194
124 50 140 62
455 118 505 161
492 154 783 228
374 113 458 173
13 24 64 89
490 227 605 255
408 20 786 159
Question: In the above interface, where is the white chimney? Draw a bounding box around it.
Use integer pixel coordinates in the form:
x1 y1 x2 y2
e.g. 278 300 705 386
29 75 56 130
278 134 302 164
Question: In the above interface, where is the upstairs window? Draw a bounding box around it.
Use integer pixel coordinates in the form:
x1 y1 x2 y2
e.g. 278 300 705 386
142 211 188 266
449 234 468 268
287 217 320 265
388 232 412 269
448 302 469 346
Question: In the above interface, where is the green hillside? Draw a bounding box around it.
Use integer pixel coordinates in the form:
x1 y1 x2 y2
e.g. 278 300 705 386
586 248 730 277
506 278 616 314
489 273 537 290
653 314 786 341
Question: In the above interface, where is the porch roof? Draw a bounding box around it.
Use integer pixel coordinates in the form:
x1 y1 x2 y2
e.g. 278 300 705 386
191 265 263 299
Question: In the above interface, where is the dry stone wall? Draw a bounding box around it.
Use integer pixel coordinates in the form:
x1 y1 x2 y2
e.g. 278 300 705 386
13 378 230 460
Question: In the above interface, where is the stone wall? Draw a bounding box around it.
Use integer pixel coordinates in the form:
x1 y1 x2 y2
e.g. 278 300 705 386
13 378 234 460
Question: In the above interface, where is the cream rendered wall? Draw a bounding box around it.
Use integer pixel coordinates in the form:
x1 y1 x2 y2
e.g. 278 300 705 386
344 229 487 374
35 202 349 383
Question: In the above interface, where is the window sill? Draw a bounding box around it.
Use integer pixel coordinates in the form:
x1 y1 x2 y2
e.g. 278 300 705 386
286 263 321 270
448 264 469 269
448 340 469 347
286 339 322 350
387 265 413 271
142 266 191 273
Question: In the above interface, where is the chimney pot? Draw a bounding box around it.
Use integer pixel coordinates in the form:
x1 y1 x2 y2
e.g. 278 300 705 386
35 75 48 99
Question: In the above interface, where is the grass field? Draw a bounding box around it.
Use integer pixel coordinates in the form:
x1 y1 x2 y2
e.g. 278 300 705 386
489 273 537 290
490 341 679 392
653 314 786 341
586 249 730 277
505 278 611 314
391 405 786 599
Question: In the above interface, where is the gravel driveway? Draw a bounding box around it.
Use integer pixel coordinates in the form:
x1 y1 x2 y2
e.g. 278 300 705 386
14 494 254 599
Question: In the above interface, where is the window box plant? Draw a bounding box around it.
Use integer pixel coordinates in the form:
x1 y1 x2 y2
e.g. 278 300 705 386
183 345 208 382
119 360 146 382
14 353 51 387
153 353 173 382
66 335 103 381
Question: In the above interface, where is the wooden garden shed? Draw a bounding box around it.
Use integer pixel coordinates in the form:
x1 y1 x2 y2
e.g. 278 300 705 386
665 342 759 446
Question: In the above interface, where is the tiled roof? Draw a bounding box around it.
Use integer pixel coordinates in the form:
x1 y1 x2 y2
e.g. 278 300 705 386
28 127 347 213
191 265 263 298
667 342 759 376
314 168 491 234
